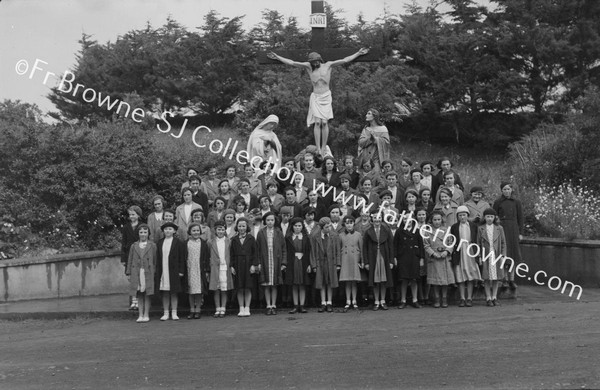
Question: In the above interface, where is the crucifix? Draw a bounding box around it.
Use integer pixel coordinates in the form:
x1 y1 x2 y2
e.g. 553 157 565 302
258 0 379 157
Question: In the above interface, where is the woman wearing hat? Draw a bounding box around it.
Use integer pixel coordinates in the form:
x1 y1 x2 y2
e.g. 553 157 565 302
465 186 491 224
493 182 523 290
477 208 507 306
156 222 186 320
122 205 143 310
357 109 390 172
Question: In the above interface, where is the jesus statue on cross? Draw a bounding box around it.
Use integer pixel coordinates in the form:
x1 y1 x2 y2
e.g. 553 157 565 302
267 48 369 157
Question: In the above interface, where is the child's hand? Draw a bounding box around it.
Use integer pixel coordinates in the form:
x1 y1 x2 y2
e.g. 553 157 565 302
389 263 394 269
365 264 370 270
336 265 341 271
231 267 236 276
307 265 312 273
178 273 184 277
281 265 287 271
419 258 424 267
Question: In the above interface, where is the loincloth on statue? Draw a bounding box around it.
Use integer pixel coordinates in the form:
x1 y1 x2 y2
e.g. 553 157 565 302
307 90 333 127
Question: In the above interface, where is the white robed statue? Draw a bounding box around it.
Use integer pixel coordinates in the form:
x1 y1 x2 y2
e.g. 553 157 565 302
247 114 283 168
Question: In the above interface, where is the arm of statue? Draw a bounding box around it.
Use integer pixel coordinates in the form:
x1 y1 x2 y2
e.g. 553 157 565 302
267 52 311 70
329 48 369 67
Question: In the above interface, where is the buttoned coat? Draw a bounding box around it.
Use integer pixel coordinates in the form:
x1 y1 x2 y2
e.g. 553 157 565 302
363 226 394 287
156 237 186 293
256 227 288 285
208 236 234 291
126 241 157 296
477 224 507 280
310 231 342 289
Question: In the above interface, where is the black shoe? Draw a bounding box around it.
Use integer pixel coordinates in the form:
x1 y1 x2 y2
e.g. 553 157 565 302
492 299 501 306
466 299 473 307
326 304 333 313
411 301 421 309
486 299 493 307
380 303 389 310
318 305 325 313
300 306 308 313
509 281 517 290
272 307 277 315
459 299 466 307
266 308 272 315
373 304 379 311
289 306 298 314
397 302 406 309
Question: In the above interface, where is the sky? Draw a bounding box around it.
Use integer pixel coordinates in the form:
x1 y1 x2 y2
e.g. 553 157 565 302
0 0 459 118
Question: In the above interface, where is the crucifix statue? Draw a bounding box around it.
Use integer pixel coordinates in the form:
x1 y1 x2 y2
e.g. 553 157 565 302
259 0 379 158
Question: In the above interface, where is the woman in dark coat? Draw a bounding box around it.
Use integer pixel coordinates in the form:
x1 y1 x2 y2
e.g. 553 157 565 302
493 182 523 290
284 217 312 314
230 217 258 317
363 213 395 310
394 220 426 309
156 222 187 321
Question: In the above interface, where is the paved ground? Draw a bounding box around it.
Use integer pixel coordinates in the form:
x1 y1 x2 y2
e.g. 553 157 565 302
0 287 599 389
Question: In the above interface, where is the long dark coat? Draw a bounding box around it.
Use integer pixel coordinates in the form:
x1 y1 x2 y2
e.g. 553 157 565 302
256 227 287 285
121 223 139 266
394 227 425 281
230 234 258 290
310 231 341 289
493 196 523 263
363 226 394 287
125 241 157 296
284 233 312 286
156 237 186 293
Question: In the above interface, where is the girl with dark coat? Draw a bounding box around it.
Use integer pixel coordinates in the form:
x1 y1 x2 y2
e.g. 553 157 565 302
156 222 187 321
230 217 258 317
394 220 426 309
363 213 395 310
285 217 312 314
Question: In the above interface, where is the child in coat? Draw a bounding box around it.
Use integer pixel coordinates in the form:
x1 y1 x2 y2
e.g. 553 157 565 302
256 212 287 315
284 217 312 314
208 220 234 317
478 208 507 306
186 223 209 319
423 211 455 308
156 222 186 320
126 223 156 322
311 217 342 313
338 216 363 311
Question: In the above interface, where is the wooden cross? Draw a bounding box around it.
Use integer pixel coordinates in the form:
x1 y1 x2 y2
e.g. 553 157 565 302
257 0 379 64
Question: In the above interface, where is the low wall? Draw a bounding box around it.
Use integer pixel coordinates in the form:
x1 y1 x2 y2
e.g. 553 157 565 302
520 237 600 288
0 250 127 302
1 238 598 302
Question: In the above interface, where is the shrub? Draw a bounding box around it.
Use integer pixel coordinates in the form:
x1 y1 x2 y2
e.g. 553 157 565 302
0 101 216 255
533 184 600 240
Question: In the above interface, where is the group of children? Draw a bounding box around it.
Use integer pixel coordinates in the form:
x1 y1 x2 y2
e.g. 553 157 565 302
122 152 524 322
